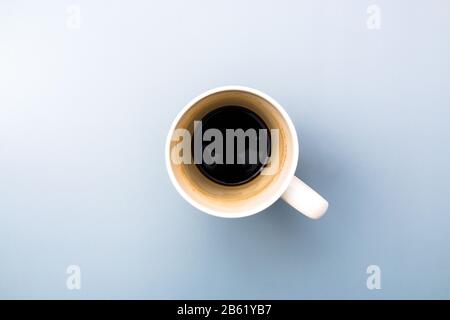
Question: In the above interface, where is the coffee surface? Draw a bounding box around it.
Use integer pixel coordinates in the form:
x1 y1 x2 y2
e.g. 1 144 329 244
193 106 271 186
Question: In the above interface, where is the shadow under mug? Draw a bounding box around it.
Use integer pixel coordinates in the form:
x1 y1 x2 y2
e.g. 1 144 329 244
166 86 328 219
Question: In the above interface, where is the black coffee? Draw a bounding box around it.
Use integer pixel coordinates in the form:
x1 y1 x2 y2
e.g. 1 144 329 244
193 106 271 186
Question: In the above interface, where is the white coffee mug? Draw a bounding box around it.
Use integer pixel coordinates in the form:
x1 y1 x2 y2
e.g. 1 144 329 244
165 86 328 219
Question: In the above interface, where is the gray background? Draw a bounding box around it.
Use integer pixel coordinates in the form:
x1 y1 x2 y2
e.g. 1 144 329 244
1 0 449 299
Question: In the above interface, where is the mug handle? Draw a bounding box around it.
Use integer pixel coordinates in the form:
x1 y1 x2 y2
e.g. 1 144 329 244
281 176 328 219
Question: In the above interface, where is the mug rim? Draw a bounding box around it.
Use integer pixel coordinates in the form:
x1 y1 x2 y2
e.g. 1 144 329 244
165 85 299 218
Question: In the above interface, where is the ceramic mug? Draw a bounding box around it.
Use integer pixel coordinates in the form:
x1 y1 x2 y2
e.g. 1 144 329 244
165 86 328 219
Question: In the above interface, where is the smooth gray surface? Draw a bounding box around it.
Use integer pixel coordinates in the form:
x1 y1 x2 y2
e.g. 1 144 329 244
0 0 449 299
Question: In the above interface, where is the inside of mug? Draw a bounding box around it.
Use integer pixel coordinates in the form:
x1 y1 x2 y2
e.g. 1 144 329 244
168 89 296 214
